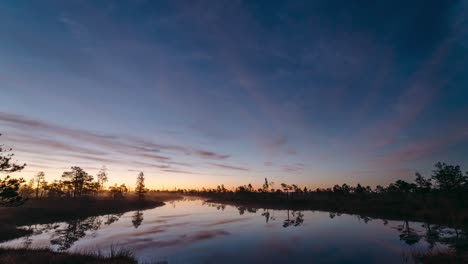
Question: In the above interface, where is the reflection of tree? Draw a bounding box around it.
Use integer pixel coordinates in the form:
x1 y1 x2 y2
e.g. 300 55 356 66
237 206 257 215
203 202 226 211
328 212 342 219
422 223 441 249
357 215 372 224
435 227 468 253
21 223 58 248
262 209 271 223
51 216 102 251
283 210 304 228
396 220 421 245
247 207 257 213
104 213 123 225
132 210 144 228
292 211 304 226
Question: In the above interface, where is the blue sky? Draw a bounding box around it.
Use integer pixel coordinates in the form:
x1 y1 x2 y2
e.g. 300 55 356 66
1 0 467 189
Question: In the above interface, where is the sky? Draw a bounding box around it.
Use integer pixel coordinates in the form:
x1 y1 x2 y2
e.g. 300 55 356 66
1 0 468 190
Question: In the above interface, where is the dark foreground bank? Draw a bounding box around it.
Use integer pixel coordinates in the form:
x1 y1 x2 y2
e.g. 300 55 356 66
0 247 138 264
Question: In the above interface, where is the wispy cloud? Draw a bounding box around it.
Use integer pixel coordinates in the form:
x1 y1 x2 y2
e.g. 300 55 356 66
0 112 232 173
208 163 249 171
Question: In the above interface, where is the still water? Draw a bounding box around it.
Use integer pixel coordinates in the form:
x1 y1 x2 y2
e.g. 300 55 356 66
0 198 460 263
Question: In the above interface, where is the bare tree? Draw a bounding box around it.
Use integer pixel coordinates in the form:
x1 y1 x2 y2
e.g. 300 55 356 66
96 166 108 193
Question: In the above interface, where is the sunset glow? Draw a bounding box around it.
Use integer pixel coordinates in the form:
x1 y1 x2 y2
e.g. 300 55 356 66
1 0 467 190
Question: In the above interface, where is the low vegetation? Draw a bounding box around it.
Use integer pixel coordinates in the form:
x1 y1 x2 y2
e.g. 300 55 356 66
0 247 137 264
180 162 468 227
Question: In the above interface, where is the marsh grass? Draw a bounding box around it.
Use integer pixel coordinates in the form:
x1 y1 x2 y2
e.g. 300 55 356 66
0 246 138 264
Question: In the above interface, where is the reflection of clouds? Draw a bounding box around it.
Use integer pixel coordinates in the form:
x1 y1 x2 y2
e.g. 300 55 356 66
132 229 230 250
145 219 168 224
158 214 192 219
203 218 249 226
101 222 192 243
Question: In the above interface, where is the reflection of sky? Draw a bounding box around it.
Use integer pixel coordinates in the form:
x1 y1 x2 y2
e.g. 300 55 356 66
1 1 468 189
0 199 448 263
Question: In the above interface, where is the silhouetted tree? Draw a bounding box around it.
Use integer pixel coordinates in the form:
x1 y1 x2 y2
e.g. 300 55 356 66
341 183 351 195
333 184 342 194
414 172 432 191
0 134 26 206
34 171 45 198
262 178 272 192
394 180 416 194
109 184 128 199
375 185 385 194
19 178 35 198
96 166 108 193
431 162 466 192
61 167 94 198
135 171 147 200
0 134 26 173
354 183 366 197
236 185 248 193
281 183 291 199
47 180 65 198
0 175 25 205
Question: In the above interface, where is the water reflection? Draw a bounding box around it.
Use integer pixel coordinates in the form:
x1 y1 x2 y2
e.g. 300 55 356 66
104 213 123 225
396 220 421 245
283 210 304 228
0 199 467 263
132 211 144 229
12 213 123 250
261 209 275 223
51 216 102 250
222 202 467 253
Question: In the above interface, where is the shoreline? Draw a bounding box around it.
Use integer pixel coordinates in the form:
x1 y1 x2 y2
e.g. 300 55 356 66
0 193 182 243
204 196 468 228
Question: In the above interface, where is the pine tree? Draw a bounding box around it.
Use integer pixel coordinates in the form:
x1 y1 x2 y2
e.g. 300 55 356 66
135 171 147 200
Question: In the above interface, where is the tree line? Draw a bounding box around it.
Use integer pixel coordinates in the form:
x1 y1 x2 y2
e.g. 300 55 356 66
17 167 148 201
2 132 468 206
182 162 468 208
1 134 148 205
181 162 468 195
